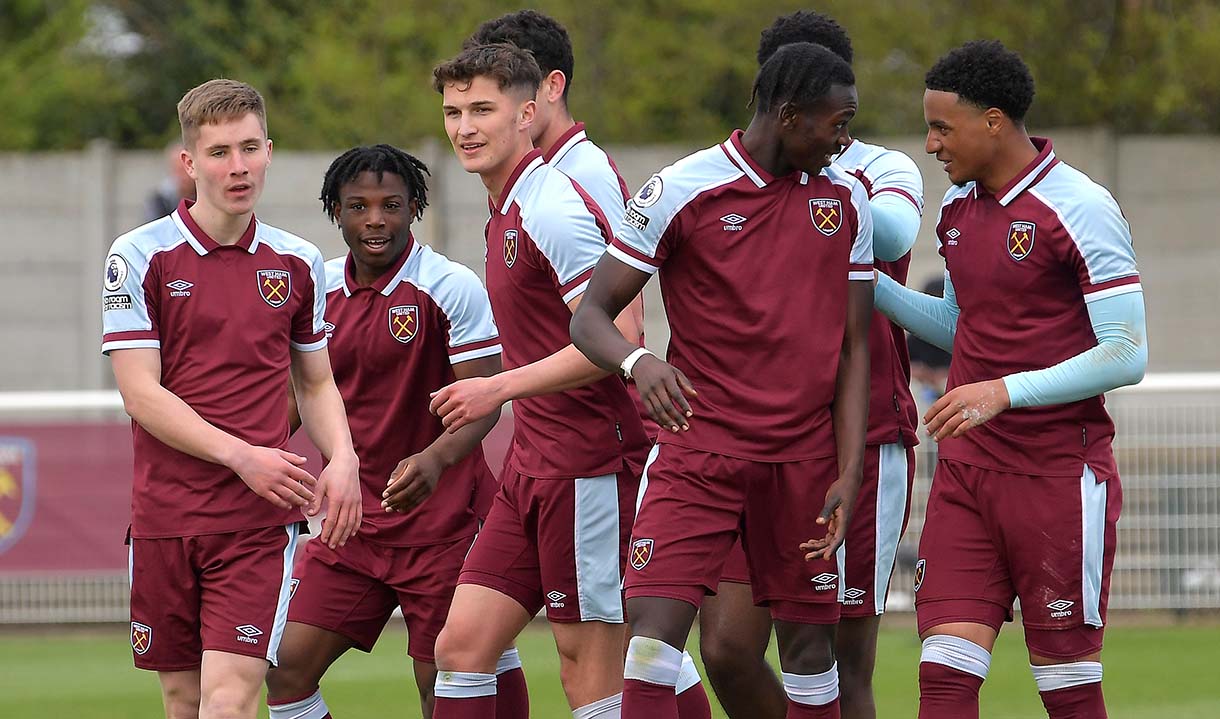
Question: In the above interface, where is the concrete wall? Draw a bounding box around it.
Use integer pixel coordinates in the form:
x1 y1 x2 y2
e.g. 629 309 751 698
0 129 1214 390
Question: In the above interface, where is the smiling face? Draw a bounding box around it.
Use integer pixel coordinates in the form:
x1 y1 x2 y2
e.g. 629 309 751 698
442 75 535 181
335 170 416 282
924 89 999 185
779 83 857 174
182 112 271 217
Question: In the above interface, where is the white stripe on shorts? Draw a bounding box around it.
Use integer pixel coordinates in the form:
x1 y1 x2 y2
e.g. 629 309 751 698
1080 465 1106 627
574 474 625 623
873 443 909 614
266 523 301 665
635 444 661 515
836 442 909 614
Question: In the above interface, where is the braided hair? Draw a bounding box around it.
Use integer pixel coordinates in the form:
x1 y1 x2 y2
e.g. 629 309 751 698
757 11 853 66
750 42 854 113
319 144 430 223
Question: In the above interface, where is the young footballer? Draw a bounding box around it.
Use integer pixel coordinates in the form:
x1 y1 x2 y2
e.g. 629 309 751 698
101 79 361 719
571 43 874 719
698 12 924 719
429 44 650 719
875 41 1146 718
264 145 516 719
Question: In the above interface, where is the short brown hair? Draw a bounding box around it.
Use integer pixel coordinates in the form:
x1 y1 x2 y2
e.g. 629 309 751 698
432 43 542 97
177 79 268 148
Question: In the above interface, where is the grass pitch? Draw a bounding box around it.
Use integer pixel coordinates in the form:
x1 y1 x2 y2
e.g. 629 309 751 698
1 618 1217 718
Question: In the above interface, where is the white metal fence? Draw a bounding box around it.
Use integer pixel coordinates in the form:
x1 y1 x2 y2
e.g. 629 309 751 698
2 374 1219 623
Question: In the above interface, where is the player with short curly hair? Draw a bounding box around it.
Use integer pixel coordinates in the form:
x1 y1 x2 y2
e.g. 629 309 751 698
875 40 1146 719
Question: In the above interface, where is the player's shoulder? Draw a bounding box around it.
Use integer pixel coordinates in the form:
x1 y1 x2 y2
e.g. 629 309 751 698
108 215 186 262
323 255 347 294
628 143 742 217
517 163 602 238
408 244 485 295
1030 161 1124 220
940 182 976 208
837 139 919 175
255 222 324 264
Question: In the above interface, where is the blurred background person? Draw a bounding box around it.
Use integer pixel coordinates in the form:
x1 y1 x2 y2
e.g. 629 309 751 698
143 141 196 222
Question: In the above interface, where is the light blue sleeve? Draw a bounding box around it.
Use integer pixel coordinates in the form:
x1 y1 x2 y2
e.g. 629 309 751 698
870 193 921 262
874 269 960 352
1003 290 1147 408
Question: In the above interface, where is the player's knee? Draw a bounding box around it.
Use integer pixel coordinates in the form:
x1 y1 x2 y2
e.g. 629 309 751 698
699 627 763 682
160 679 201 719
775 626 835 675
836 653 874 699
433 621 497 672
199 686 259 719
264 663 317 705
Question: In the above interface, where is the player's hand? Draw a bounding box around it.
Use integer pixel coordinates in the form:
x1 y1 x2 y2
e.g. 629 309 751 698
382 451 445 513
924 378 1010 442
631 354 697 433
231 445 317 510
800 473 860 562
311 453 362 549
429 375 505 434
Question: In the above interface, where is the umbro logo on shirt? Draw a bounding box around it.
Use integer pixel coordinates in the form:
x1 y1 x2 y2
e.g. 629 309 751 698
720 213 747 231
945 228 961 245
166 279 193 297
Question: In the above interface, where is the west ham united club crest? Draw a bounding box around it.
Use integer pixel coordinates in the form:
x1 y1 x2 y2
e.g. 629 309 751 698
1007 221 1036 261
388 305 419 344
0 438 35 556
504 229 519 268
131 621 153 655
913 558 927 593
630 538 654 571
257 269 291 308
809 199 842 236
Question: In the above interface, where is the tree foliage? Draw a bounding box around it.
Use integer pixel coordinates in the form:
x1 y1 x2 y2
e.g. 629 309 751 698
3 0 1219 150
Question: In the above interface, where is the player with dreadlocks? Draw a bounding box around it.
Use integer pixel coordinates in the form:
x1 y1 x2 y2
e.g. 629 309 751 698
571 42 874 719
265 144 512 719
699 12 926 719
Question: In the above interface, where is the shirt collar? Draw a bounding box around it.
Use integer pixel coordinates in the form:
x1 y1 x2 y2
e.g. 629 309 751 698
543 121 587 164
995 137 1057 206
496 149 546 215
172 198 259 255
341 234 418 297
720 130 775 188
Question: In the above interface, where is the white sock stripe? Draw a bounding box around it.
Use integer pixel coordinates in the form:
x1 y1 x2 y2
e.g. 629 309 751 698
920 635 992 680
782 663 840 706
268 689 329 719
1030 661 1103 693
434 670 497 698
496 647 523 674
675 651 702 694
624 636 683 686
573 692 623 719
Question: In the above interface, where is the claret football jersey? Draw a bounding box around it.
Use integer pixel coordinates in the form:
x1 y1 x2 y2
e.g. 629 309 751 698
484 149 649 479
102 199 326 538
544 122 631 230
322 237 499 546
610 130 874 462
834 139 924 447
934 137 1140 480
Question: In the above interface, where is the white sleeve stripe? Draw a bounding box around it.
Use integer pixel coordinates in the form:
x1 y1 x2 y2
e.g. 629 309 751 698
102 339 161 353
1084 283 1142 302
450 345 503 365
290 338 328 352
607 245 659 274
561 279 591 304
848 271 875 281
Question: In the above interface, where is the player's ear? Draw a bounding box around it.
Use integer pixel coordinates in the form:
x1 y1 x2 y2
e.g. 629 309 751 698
544 70 567 104
265 137 273 165
408 198 419 220
778 101 799 129
984 108 1006 136
181 147 197 180
519 98 537 130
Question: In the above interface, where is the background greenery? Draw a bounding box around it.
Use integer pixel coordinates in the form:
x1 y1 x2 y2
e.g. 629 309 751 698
4 0 1220 150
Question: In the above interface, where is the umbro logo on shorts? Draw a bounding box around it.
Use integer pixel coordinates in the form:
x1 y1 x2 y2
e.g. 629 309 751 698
811 572 838 591
131 621 152 655
842 587 867 605
546 591 566 608
1047 599 1075 618
235 624 263 644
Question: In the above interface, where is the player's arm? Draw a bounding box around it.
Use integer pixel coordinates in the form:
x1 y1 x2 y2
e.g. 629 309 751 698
110 347 316 509
874 269 960 352
571 252 696 433
870 193 921 262
383 353 503 513
925 289 1147 441
290 346 361 548
428 293 641 432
